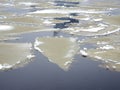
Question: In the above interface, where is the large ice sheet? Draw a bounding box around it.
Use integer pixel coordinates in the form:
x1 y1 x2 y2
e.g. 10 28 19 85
34 37 79 70
0 43 34 70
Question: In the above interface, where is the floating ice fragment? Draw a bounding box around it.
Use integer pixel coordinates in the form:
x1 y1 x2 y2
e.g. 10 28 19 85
34 39 44 53
100 45 115 50
64 61 72 66
0 25 14 31
80 50 88 57
27 55 35 59
93 18 103 21
97 41 108 45
43 20 52 25
18 2 39 6
81 17 90 20
78 27 105 32
0 43 33 71
34 37 79 71
0 64 12 70
30 9 105 14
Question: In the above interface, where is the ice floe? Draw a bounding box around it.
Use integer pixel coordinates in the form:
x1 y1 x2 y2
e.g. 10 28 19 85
0 25 14 31
0 43 33 70
34 37 79 70
79 34 120 71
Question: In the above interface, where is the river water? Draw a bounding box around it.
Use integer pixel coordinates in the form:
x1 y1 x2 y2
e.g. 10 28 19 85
0 0 120 90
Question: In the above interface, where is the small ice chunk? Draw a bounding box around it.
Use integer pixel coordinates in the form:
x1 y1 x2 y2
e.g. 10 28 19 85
0 64 3 69
0 25 14 31
94 18 103 21
35 39 44 46
64 61 72 66
34 39 44 53
0 64 12 70
100 45 115 50
78 27 105 32
97 41 108 45
19 2 38 6
43 20 52 25
112 66 116 69
81 17 90 20
95 56 102 59
80 50 88 57
27 55 35 59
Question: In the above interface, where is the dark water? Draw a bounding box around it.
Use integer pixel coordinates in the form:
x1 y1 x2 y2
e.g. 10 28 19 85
0 0 120 90
0 52 120 90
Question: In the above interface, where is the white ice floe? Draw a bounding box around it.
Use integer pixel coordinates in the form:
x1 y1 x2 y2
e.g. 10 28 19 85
80 50 88 56
112 66 116 69
93 18 103 21
0 64 12 70
97 41 108 45
30 9 106 14
27 55 35 59
103 28 120 35
18 2 39 6
81 17 91 20
35 39 44 46
100 45 115 50
94 56 102 60
76 27 105 32
0 3 14 6
43 20 52 25
0 43 33 71
64 61 72 66
98 23 108 27
0 25 14 31
34 39 44 53
34 37 79 71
